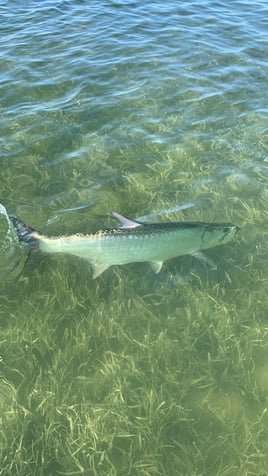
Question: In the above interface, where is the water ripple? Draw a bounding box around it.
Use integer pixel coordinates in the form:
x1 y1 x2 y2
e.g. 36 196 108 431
0 0 267 225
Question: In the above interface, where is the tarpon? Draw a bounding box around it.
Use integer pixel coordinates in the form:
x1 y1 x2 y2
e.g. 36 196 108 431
5 208 239 278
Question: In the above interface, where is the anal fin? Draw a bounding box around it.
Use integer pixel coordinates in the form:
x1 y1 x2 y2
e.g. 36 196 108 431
91 262 110 279
150 261 163 274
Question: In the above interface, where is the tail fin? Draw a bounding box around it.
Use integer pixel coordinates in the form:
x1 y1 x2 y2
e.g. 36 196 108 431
8 215 41 245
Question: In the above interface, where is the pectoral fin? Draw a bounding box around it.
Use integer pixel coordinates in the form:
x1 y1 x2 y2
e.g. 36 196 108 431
91 262 110 278
150 261 163 274
191 251 217 269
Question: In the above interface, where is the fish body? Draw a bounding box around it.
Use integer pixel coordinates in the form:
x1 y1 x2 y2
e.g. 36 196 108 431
7 210 239 278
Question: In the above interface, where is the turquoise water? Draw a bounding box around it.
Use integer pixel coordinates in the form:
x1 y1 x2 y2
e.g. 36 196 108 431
1 1 268 475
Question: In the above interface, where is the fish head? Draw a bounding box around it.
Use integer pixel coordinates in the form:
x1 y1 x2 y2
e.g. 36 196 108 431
201 223 240 249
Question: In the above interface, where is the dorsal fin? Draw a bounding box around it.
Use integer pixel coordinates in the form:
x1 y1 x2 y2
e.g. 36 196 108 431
111 212 142 229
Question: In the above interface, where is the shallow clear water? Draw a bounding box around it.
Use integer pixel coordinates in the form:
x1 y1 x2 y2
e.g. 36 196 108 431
1 1 268 475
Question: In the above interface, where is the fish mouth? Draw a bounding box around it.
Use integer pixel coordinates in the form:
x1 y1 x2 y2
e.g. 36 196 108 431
229 225 240 236
223 225 240 239
220 225 240 242
224 225 240 233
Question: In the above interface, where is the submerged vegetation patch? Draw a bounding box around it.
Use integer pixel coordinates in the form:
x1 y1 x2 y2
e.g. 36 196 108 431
1 209 268 475
1 122 268 473
1 126 268 474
